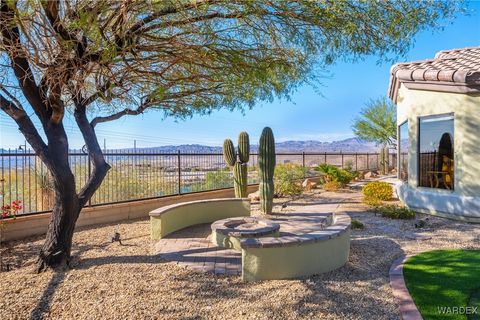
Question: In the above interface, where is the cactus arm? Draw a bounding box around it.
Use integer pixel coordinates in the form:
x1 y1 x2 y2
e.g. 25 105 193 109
238 131 250 164
222 139 236 166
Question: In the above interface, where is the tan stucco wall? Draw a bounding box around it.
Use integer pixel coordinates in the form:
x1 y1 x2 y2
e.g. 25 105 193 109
1 185 258 242
150 198 251 240
396 85 480 197
241 230 351 282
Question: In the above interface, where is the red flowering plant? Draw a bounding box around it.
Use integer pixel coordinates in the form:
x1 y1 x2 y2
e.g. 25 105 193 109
1 200 22 220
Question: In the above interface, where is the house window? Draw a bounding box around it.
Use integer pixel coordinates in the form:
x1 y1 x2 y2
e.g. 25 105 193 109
398 121 408 182
418 114 454 189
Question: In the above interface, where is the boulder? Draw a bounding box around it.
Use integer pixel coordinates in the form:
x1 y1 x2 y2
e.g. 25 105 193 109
248 191 260 201
302 178 318 190
364 171 377 179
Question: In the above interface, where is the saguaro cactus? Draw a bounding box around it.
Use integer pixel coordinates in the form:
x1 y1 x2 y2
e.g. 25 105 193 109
258 127 276 214
222 132 250 198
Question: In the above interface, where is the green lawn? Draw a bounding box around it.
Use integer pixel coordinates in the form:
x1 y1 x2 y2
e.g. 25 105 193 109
403 250 480 320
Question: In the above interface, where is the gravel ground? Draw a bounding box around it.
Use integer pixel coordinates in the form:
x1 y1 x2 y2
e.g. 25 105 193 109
1 188 479 320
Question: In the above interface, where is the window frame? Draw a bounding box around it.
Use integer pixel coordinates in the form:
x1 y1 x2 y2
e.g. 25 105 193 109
417 112 455 189
397 120 408 181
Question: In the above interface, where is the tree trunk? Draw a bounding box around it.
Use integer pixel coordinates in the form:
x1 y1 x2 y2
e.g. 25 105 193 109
37 182 80 272
36 123 82 272
384 147 390 175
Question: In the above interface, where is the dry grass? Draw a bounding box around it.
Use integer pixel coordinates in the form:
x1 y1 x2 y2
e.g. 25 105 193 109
1 189 479 320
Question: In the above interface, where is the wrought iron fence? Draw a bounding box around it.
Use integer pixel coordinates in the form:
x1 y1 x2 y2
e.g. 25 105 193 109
1 150 396 216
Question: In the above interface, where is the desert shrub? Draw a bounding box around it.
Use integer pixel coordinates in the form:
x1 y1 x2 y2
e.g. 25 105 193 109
191 170 233 192
316 164 353 186
274 163 306 197
344 160 354 172
323 180 342 191
351 219 364 229
375 205 415 219
363 181 393 205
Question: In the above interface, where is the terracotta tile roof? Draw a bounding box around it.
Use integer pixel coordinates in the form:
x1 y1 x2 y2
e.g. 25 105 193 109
388 46 480 102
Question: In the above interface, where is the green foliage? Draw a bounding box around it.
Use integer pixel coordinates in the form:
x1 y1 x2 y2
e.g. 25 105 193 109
191 170 233 192
3 1 463 122
375 205 415 220
351 219 364 229
316 164 353 187
403 250 480 320
274 163 305 197
352 97 397 147
259 127 276 214
363 181 393 205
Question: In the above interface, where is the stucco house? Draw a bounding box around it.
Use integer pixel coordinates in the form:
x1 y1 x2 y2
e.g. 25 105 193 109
388 46 480 223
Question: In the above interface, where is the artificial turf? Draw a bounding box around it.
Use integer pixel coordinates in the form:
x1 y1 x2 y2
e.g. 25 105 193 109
403 250 480 320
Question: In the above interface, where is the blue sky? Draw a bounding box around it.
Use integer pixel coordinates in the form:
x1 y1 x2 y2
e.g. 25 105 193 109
1 2 479 150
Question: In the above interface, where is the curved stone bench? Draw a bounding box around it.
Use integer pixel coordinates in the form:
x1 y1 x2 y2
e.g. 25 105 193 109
240 213 351 281
149 198 250 240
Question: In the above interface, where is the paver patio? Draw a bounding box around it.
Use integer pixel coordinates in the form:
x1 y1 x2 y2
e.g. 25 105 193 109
154 194 350 275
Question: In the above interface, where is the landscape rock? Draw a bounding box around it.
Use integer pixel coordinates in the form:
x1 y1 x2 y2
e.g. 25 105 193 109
302 178 318 190
364 171 377 179
248 191 260 201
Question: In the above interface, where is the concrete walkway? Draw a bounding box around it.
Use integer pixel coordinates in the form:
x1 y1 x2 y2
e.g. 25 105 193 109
154 192 352 275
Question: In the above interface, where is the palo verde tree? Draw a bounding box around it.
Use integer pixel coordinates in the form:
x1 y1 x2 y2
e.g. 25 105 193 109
352 97 397 174
0 1 462 271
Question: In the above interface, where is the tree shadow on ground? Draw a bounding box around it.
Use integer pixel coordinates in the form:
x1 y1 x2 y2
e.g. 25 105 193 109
29 271 66 320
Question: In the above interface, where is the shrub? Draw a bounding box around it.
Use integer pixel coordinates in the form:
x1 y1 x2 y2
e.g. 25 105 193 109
191 170 233 192
375 205 416 219
274 163 306 197
344 160 354 172
363 181 393 204
323 180 342 191
316 164 354 187
351 219 364 229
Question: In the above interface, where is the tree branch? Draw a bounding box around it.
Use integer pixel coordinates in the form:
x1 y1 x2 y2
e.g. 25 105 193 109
90 104 149 127
128 0 217 34
41 0 86 57
0 1 48 122
0 93 49 162
73 102 111 207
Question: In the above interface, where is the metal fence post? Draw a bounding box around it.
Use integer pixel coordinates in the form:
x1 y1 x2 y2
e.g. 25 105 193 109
302 152 306 178
355 153 358 171
367 153 369 170
88 154 92 206
177 150 182 194
341 151 344 169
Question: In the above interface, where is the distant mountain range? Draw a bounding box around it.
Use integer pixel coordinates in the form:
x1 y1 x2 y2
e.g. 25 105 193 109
121 138 379 153
1 138 382 155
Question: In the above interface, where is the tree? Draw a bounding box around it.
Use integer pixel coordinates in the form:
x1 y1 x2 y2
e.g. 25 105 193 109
0 0 462 271
352 97 397 174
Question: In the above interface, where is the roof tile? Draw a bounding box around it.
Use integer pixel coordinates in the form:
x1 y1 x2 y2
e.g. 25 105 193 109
388 47 480 101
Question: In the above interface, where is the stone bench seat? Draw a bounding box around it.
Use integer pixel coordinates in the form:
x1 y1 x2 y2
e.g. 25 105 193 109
149 198 250 240
240 214 350 248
